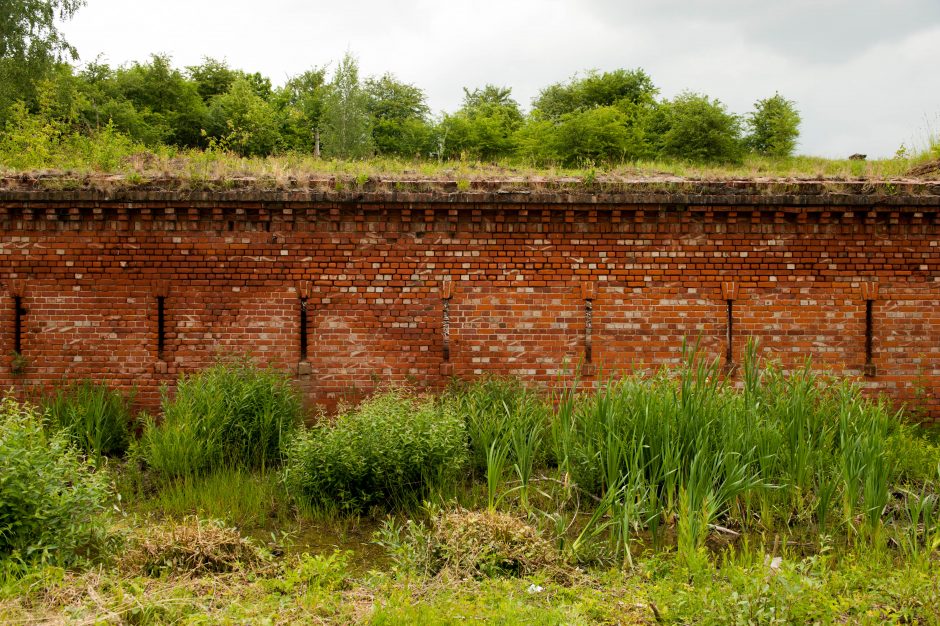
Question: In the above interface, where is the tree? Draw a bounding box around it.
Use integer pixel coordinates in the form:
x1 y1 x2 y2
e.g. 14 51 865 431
107 55 208 147
533 68 658 119
274 67 327 153
0 0 86 120
651 92 744 164
207 78 280 156
321 53 373 159
524 68 659 166
553 106 645 166
187 58 239 102
187 58 272 104
0 0 84 64
745 93 801 158
440 85 522 160
364 73 431 157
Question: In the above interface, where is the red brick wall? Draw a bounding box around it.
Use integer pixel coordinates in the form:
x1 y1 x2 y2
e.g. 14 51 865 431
1 182 938 418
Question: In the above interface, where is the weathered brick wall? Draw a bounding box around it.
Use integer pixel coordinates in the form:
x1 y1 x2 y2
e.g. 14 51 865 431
1 180 938 418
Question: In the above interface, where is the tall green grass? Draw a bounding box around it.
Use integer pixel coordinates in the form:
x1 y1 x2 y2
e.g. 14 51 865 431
451 377 550 474
136 467 291 531
553 343 916 542
136 358 302 480
433 340 936 564
42 381 134 459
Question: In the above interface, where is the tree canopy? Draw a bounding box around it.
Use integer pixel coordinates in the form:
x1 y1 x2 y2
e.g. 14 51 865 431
0 0 85 63
0 19 804 167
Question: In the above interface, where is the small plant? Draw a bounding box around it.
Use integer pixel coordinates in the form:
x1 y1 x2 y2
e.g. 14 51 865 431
42 380 134 458
376 508 560 579
509 422 540 510
485 437 511 511
267 550 351 594
452 376 549 474
0 397 111 565
9 352 26 376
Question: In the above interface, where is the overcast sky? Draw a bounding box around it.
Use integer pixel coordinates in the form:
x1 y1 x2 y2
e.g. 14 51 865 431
62 0 940 158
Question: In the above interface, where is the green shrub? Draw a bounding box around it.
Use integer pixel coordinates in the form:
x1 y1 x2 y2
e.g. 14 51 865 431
650 92 744 163
137 358 302 479
42 380 134 458
744 93 801 158
0 397 110 564
285 390 468 512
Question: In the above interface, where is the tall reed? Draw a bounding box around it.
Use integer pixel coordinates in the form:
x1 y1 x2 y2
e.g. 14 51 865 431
138 358 302 479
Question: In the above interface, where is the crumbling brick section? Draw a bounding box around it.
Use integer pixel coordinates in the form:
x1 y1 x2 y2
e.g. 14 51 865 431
1 179 938 419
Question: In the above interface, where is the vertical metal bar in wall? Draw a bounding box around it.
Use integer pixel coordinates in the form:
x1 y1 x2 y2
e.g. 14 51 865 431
299 297 308 361
156 296 165 360
725 299 734 367
864 299 874 375
442 299 451 362
13 296 23 355
584 299 593 363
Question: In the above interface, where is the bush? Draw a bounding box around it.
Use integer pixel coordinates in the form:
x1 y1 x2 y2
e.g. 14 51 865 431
285 390 468 512
137 358 302 479
42 380 134 458
745 93 801 158
0 397 110 564
651 92 744 163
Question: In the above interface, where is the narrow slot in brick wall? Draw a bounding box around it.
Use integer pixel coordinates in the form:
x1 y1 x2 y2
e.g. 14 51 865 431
13 295 24 355
725 299 734 368
865 299 875 376
299 296 308 362
156 296 166 360
584 299 593 364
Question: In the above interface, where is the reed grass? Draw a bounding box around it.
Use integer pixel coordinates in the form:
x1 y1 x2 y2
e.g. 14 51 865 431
42 381 134 459
136 357 302 480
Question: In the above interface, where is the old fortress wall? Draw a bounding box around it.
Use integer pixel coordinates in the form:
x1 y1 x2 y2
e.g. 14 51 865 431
1 179 938 417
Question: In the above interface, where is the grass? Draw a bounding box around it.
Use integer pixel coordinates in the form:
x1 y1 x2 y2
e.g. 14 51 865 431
41 380 134 459
2 352 940 623
2 145 939 190
136 357 302 479
1 542 938 624
126 466 292 531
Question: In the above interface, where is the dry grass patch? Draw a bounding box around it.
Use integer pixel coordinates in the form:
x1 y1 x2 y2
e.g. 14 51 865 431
123 516 269 576
432 509 560 579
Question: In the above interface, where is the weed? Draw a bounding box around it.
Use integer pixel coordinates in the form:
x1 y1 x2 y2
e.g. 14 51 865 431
285 390 467 512
124 516 269 575
0 397 111 565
